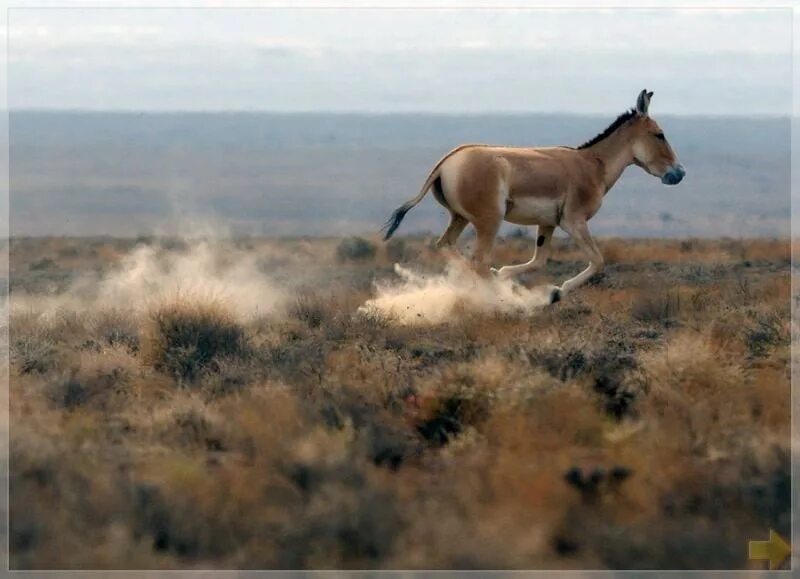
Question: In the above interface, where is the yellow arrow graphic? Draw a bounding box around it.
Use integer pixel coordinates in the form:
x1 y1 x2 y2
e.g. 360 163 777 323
749 529 790 570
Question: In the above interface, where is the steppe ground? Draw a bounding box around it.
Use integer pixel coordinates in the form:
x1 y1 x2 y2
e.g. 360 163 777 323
8 234 791 570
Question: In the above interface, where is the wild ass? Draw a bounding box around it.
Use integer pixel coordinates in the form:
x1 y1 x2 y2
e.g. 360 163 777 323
382 90 685 303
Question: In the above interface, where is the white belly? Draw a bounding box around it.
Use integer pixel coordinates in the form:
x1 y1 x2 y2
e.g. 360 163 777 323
504 196 560 226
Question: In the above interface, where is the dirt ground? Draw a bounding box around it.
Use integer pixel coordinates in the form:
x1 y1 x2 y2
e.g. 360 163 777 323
8 235 792 570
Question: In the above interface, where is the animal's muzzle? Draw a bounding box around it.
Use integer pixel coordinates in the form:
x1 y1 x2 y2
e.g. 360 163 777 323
661 164 686 185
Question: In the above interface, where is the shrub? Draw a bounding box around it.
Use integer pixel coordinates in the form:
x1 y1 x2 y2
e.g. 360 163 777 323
385 238 414 262
414 378 495 446
746 312 787 358
263 333 327 388
47 375 91 409
289 291 333 329
29 258 56 271
278 426 405 567
526 331 640 419
141 298 246 383
152 395 227 450
43 348 136 410
11 337 58 375
336 237 376 262
631 288 682 325
90 308 139 352
198 356 262 398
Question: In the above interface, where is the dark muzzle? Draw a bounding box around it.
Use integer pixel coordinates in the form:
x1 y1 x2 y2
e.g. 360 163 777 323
661 164 686 186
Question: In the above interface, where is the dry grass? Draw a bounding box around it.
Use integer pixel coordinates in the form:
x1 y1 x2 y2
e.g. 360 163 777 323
9 235 791 570
141 297 247 383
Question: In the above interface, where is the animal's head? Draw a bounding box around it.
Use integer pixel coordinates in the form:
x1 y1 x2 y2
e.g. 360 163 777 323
627 89 685 185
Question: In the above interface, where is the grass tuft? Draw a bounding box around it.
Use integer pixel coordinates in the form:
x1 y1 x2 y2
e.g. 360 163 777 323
141 297 247 382
336 237 377 262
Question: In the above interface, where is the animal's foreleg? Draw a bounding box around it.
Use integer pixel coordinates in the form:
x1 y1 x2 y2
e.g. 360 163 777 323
557 221 604 299
492 225 555 279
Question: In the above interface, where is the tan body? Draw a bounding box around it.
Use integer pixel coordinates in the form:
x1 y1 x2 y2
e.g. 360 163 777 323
383 90 685 302
439 145 606 227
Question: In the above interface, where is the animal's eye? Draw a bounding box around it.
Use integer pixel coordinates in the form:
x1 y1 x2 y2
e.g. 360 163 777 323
655 133 666 141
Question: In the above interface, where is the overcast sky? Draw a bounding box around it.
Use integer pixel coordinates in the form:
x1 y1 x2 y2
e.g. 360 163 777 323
7 7 793 115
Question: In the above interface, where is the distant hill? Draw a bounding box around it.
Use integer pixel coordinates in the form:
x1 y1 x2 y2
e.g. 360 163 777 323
10 111 790 237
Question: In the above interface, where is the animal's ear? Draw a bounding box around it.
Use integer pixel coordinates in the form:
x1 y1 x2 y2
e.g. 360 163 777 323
635 89 652 116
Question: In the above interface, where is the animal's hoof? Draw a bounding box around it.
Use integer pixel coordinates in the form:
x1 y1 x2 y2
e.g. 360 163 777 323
549 287 562 304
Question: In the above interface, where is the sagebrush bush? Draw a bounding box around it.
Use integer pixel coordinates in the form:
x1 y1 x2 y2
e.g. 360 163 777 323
41 348 137 410
90 308 139 351
336 237 376 262
151 393 227 450
745 311 787 358
385 238 414 262
631 288 682 325
11 336 59 375
141 298 247 382
289 291 333 329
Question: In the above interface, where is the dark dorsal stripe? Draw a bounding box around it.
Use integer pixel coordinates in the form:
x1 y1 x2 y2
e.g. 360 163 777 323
576 109 637 150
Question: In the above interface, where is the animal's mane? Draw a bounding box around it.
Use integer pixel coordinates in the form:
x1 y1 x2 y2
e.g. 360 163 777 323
576 108 638 150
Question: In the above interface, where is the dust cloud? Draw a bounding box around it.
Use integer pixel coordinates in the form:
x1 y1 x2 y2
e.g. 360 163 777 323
359 260 554 325
13 241 286 320
94 242 286 318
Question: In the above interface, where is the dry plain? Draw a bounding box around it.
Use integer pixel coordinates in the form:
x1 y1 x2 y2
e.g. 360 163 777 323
8 234 792 570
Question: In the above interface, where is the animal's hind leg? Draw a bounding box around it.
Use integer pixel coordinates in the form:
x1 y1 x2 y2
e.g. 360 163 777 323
471 215 502 277
492 225 555 279
436 213 468 249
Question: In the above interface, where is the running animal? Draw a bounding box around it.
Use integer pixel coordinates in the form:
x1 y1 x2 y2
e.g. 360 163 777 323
382 89 685 303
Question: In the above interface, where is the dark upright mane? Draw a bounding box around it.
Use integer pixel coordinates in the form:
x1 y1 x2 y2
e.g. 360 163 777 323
576 109 637 150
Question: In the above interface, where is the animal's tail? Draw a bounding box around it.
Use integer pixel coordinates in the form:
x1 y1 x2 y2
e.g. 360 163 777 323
382 144 480 241
381 169 441 241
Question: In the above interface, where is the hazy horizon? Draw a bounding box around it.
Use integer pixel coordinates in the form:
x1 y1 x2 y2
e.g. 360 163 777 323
10 110 789 239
